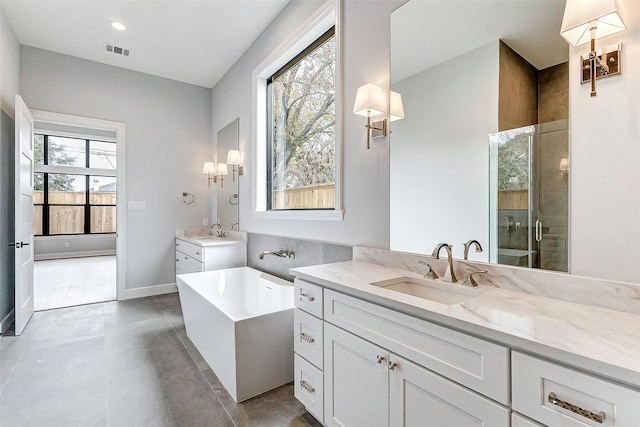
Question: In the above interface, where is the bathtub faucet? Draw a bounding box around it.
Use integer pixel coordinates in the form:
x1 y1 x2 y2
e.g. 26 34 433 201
258 249 295 260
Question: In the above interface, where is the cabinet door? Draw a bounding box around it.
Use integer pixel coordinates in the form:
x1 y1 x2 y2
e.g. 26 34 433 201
324 323 388 427
389 354 510 427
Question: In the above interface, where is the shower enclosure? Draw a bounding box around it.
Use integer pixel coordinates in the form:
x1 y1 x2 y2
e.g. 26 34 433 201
489 120 568 272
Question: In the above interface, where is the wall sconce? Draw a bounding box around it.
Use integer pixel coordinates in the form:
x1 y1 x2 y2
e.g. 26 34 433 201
559 157 569 172
216 163 228 188
226 149 244 181
560 0 626 97
353 83 386 149
389 91 405 122
353 84 405 149
203 161 216 188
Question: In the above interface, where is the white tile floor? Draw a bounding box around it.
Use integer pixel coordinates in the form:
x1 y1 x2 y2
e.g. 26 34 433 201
34 255 116 311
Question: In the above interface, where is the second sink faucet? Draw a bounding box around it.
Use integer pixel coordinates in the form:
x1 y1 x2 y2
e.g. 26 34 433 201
463 240 483 260
432 243 457 283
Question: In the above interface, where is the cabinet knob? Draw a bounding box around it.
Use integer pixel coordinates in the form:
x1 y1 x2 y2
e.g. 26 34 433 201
376 355 385 364
184 257 188 260
196 251 201 255
388 361 397 371
176 259 179 262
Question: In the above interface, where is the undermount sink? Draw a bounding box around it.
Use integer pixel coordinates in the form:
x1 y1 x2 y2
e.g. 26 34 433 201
370 276 481 305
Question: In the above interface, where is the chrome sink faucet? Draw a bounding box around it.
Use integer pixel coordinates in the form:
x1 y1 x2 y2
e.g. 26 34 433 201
210 223 226 237
432 243 457 283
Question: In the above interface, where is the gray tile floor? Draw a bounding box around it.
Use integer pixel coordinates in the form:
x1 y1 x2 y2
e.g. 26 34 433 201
0 294 322 427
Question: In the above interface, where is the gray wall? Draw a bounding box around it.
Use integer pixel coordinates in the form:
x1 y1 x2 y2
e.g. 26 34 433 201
35 235 116 260
0 8 20 331
20 46 213 290
247 233 352 282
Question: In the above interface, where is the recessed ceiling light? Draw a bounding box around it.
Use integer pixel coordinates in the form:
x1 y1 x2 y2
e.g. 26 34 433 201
109 21 126 31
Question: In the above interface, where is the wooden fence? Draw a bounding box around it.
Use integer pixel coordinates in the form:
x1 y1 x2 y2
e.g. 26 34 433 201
33 191 116 234
272 183 335 209
498 189 528 210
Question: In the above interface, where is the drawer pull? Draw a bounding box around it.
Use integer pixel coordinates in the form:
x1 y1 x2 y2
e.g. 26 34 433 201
299 332 315 344
376 355 385 364
548 392 606 424
300 380 315 394
299 293 315 303
388 361 397 371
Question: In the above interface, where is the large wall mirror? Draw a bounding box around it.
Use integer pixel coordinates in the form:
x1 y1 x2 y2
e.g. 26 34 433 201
216 118 240 231
390 0 570 272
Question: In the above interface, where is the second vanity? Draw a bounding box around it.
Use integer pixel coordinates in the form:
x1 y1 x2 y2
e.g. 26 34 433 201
290 249 640 427
175 229 247 275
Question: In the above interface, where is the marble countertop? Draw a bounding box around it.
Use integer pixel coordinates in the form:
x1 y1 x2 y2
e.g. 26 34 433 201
175 228 246 247
290 260 640 389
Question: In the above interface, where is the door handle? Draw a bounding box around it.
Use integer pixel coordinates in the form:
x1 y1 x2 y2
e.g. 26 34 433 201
9 242 30 249
535 220 543 242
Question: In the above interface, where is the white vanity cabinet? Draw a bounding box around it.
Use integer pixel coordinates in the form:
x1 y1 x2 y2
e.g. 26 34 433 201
322 292 510 427
324 323 508 427
175 237 246 275
293 278 511 427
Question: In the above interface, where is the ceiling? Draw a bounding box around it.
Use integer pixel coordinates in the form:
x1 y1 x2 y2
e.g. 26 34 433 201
391 0 569 83
1 0 290 88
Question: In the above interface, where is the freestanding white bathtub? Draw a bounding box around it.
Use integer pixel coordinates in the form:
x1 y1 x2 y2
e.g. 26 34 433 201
176 266 294 402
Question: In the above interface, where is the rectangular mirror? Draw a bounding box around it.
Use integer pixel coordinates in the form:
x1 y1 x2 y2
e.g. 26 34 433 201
216 118 240 231
390 0 569 272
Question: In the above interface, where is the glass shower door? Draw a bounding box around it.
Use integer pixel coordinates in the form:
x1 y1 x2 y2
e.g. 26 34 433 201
489 125 536 268
489 120 568 272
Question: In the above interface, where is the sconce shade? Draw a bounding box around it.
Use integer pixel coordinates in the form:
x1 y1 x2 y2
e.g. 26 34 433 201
559 157 569 171
389 91 405 122
353 83 385 117
217 163 228 175
560 0 626 46
226 149 241 165
203 161 216 174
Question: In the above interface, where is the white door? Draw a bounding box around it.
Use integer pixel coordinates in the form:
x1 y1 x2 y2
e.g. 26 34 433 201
324 323 388 427
14 95 35 335
389 354 510 427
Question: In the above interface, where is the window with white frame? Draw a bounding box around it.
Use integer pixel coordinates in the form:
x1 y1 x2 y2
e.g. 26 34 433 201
253 1 342 220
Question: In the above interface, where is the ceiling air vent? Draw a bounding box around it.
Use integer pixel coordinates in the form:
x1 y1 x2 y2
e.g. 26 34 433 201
104 43 130 57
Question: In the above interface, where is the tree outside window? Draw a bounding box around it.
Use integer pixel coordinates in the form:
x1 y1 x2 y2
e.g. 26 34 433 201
268 28 335 210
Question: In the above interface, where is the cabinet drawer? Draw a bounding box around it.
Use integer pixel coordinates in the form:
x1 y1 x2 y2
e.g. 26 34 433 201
176 250 204 274
294 309 323 369
512 413 544 427
294 354 324 424
324 289 510 404
294 279 323 318
512 351 640 426
175 239 204 262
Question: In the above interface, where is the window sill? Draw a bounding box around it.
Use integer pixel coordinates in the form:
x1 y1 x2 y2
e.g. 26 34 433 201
252 209 344 221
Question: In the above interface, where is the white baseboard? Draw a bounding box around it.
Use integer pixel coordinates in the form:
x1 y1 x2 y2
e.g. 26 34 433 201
124 283 177 300
1 309 15 334
35 250 116 261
